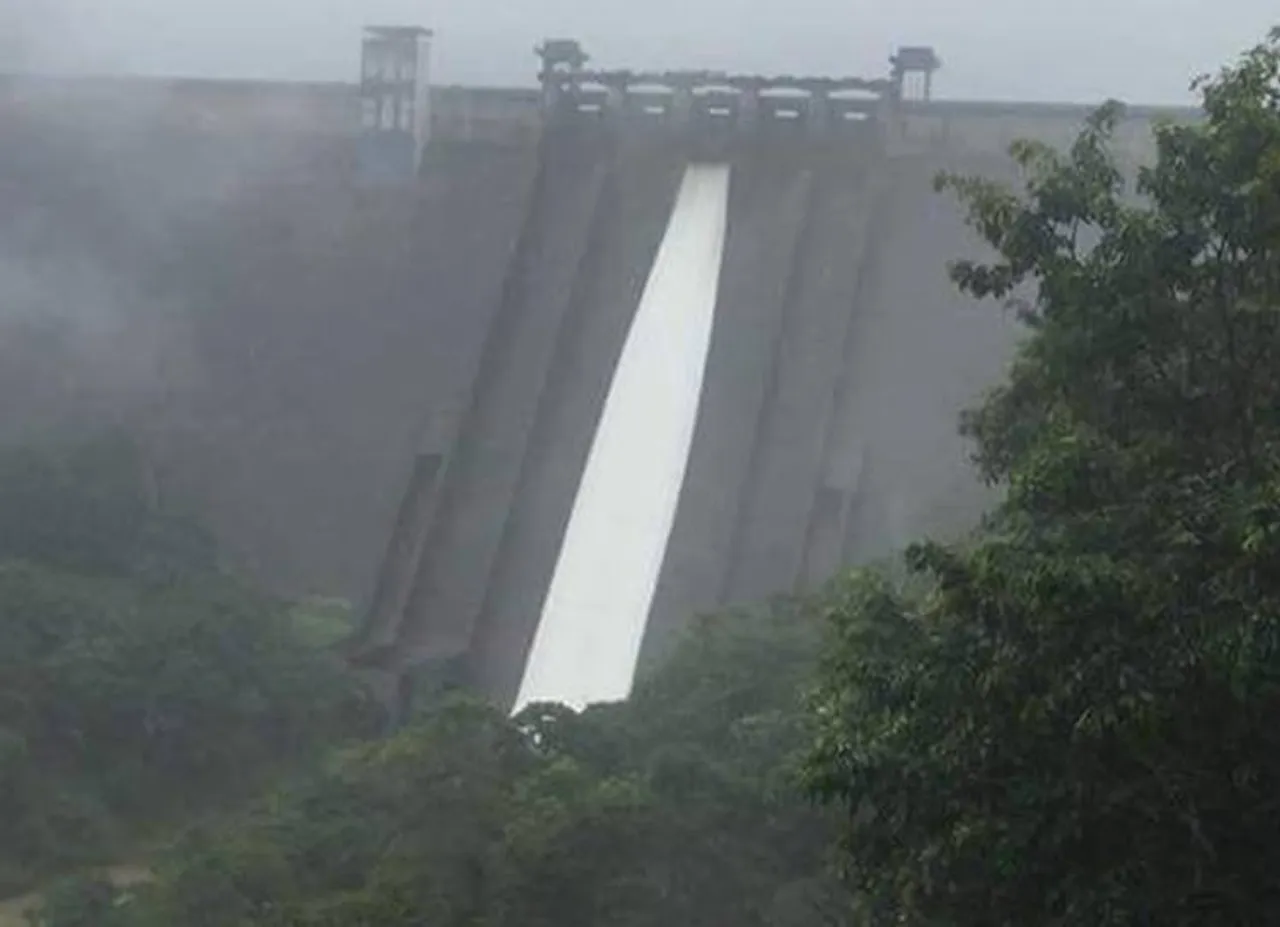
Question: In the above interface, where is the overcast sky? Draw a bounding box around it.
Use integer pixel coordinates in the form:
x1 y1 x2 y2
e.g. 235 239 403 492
4 0 1276 104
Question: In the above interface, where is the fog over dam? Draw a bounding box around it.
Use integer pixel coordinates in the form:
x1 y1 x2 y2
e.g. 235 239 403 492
0 32 1196 709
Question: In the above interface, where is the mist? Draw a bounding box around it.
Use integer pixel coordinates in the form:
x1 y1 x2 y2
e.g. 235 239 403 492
4 0 1276 103
0 6 401 591
0 0 1268 596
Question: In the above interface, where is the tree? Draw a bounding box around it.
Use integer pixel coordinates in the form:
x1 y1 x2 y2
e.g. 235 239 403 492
499 600 844 927
0 430 215 579
103 601 849 927
805 28 1280 925
0 561 378 894
0 432 378 893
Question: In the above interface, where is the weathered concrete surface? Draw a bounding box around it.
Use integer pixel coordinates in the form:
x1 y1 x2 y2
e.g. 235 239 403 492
722 138 885 608
392 127 613 665
345 135 544 660
834 151 1025 564
643 142 823 668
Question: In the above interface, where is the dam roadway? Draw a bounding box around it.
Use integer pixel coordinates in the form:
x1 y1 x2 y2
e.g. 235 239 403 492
0 49 1195 710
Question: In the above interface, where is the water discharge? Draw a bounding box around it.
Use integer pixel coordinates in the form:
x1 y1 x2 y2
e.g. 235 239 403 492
513 163 732 713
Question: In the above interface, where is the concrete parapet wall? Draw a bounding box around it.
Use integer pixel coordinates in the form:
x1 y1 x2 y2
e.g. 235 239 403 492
894 99 1200 164
1 72 1201 151
430 86 542 142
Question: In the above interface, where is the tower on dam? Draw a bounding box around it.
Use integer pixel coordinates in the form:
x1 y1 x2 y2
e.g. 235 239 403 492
346 36 953 712
357 25 433 184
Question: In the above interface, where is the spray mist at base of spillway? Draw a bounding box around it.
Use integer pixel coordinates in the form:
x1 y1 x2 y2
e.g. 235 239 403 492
513 163 732 714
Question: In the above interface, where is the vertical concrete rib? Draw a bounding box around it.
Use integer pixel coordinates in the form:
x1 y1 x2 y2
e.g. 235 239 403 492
355 450 444 662
348 139 541 660
394 127 614 665
466 140 685 707
722 135 882 604
826 153 1018 570
799 155 905 587
640 149 813 671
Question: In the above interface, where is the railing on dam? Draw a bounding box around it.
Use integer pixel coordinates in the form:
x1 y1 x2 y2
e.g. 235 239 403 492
529 38 933 141
540 70 897 138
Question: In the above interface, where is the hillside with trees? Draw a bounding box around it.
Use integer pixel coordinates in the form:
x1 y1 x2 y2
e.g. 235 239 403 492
0 433 376 898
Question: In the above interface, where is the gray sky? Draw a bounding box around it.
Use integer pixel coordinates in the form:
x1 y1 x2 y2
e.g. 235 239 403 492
6 0 1277 103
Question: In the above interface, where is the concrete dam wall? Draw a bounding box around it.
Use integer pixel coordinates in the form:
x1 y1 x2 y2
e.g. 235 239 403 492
0 61 1194 709
349 78 1192 708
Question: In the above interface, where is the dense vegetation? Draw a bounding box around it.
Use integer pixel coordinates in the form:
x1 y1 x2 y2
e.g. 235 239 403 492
806 28 1280 925
0 433 375 896
92 602 843 927
8 26 1280 927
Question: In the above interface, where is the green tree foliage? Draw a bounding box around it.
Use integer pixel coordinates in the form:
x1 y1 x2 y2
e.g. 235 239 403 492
0 435 377 894
0 565 376 894
103 602 849 927
805 29 1280 925
0 430 215 579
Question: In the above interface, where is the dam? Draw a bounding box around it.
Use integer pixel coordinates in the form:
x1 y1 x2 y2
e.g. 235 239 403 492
0 31 1194 710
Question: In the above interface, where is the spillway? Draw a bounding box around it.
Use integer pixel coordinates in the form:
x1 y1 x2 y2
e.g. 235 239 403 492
514 163 731 712
328 44 1186 713
348 83 986 711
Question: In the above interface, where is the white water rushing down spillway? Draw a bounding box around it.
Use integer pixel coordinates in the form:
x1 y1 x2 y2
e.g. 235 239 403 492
513 163 732 713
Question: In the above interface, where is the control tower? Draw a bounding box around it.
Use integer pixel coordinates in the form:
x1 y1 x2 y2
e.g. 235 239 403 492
357 25 433 184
